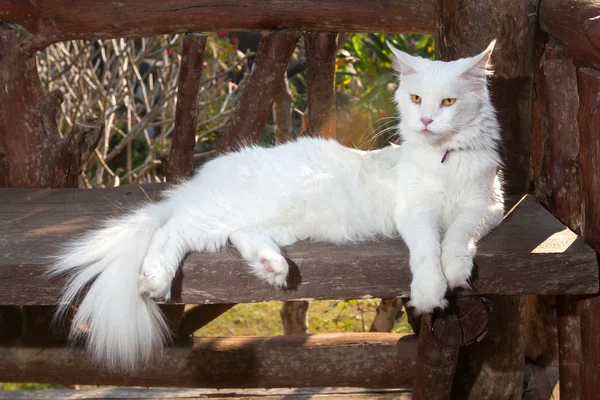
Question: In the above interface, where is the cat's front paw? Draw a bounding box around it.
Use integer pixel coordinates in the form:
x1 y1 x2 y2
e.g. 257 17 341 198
408 273 448 315
138 259 172 300
251 250 289 289
442 251 474 290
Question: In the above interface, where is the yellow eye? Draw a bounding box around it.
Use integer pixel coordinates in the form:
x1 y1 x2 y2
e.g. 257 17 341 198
411 94 422 104
442 98 456 106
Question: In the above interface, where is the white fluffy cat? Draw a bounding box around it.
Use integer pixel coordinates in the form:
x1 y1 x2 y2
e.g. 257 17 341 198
51 40 504 371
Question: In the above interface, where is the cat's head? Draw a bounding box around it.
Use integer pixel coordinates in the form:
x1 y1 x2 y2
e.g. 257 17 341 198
389 41 496 148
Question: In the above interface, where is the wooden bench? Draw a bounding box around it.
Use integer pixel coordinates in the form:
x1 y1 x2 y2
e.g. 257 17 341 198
0 186 596 390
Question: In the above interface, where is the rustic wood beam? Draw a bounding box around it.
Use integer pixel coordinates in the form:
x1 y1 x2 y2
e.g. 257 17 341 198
557 295 583 399
303 32 338 138
220 30 300 152
2 1 435 52
0 187 597 305
163 33 208 181
578 294 600 399
540 0 600 70
0 333 417 388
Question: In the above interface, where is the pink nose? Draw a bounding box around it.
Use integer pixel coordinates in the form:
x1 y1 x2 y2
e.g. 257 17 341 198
420 117 433 126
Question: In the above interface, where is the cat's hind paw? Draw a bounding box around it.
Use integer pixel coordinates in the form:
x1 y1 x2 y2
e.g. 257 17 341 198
251 250 289 289
138 259 172 300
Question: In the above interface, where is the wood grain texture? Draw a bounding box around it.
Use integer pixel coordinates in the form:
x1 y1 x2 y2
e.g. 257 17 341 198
2 0 435 51
164 33 208 181
0 185 596 306
577 294 600 400
557 295 582 400
0 387 413 400
0 333 417 388
540 0 600 69
303 32 338 138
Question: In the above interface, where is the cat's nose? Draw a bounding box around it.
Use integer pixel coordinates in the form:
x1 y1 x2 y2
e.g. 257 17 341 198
420 117 433 126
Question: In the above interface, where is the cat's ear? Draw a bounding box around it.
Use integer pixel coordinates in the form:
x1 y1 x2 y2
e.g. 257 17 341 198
461 39 496 79
386 41 418 75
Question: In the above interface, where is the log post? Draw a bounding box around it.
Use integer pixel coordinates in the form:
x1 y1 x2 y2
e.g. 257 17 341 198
303 32 338 138
0 23 102 344
220 30 300 152
556 295 582 399
436 0 538 397
163 33 208 181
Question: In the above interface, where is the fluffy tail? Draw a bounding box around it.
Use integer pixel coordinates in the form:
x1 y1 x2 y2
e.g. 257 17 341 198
49 201 174 371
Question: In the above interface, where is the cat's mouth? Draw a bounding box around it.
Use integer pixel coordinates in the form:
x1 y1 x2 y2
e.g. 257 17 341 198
420 129 434 135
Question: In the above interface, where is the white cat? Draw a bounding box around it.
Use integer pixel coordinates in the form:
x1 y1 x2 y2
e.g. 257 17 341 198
50 40 504 371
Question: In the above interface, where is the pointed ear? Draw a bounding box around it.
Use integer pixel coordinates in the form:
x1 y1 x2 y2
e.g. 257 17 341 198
462 39 496 79
386 41 418 75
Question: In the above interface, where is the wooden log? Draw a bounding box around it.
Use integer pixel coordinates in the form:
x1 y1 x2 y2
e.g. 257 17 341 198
412 314 458 400
273 74 295 144
2 1 435 52
0 333 417 388
280 301 309 334
0 25 103 189
557 295 583 399
540 0 600 70
220 30 300 152
0 387 413 400
0 188 597 305
577 68 600 252
303 32 338 138
163 33 208 181
578 294 600 400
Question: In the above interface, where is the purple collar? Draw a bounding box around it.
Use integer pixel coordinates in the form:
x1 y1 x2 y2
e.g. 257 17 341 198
441 149 454 163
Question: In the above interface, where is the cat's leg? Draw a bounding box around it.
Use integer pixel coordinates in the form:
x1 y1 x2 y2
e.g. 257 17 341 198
395 208 448 315
441 201 503 289
229 230 289 288
138 219 188 300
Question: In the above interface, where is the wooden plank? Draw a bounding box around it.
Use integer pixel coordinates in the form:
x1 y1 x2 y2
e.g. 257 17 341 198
0 333 416 388
540 0 600 70
2 0 435 51
578 295 600 400
0 387 412 400
0 186 597 305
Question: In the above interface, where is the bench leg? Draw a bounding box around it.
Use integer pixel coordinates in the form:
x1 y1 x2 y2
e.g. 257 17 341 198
557 295 582 399
578 295 600 400
412 313 459 400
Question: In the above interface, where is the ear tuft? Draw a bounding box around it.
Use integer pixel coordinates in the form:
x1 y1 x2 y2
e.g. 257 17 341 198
462 39 496 80
386 41 418 76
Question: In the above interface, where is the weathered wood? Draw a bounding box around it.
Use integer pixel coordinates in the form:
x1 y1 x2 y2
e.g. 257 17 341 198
451 295 527 399
539 57 584 232
220 30 300 152
0 387 413 400
273 74 295 144
2 0 435 51
577 68 600 253
164 33 208 181
540 0 600 69
304 32 338 138
412 314 458 400
578 294 600 400
0 187 596 305
556 295 582 400
0 333 417 388
0 306 21 340
179 304 236 338
280 301 309 334
370 299 403 332
0 25 103 189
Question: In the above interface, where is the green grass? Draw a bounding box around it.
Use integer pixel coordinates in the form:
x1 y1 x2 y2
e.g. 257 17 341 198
1 300 412 390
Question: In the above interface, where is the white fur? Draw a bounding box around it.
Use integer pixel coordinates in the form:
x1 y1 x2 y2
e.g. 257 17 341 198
50 41 504 371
